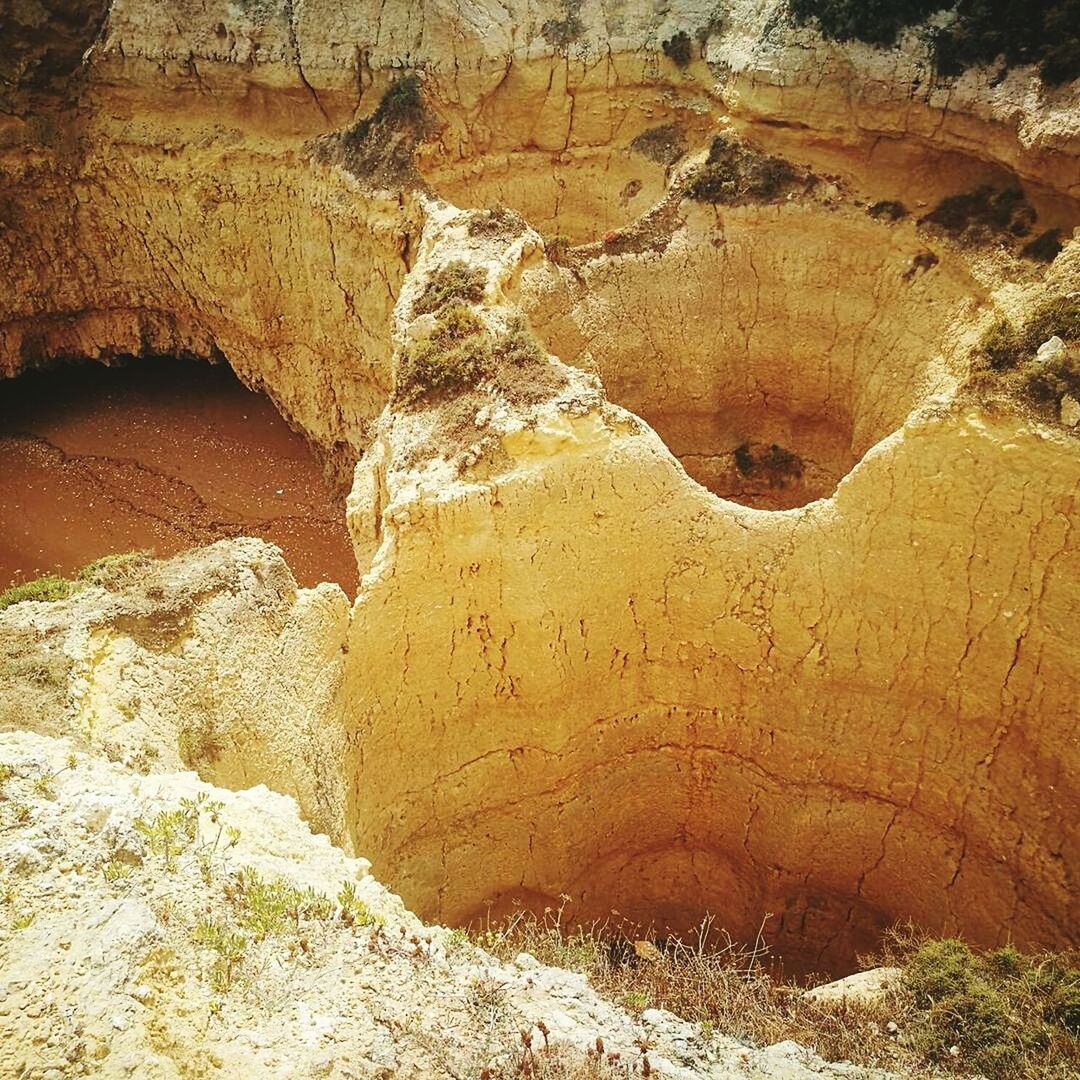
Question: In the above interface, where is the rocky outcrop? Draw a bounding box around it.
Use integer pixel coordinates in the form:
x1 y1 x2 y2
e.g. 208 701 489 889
0 540 351 841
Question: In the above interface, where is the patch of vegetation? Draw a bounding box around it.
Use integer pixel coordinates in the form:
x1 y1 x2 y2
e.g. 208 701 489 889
932 0 1080 86
788 0 945 47
466 207 528 240
919 185 1036 244
788 1 1080 84
395 304 494 405
134 795 211 871
687 135 799 205
0 575 74 612
733 443 805 488
541 0 584 49
78 550 151 588
630 124 688 165
413 260 488 317
662 30 693 66
868 199 908 221
471 910 1080 1077
903 937 1080 1076
969 294 1080 419
489 318 567 406
311 73 434 186
1021 228 1064 263
1 549 155 614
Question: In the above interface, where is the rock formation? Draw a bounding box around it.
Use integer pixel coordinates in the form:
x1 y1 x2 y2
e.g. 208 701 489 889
1 0 1079 1073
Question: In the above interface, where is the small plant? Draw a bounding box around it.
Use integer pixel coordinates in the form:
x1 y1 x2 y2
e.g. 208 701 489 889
193 918 248 993
971 295 1080 417
630 124 688 166
541 0 584 49
868 200 908 221
0 762 14 789
134 795 210 870
412 260 487 317
103 858 135 883
395 304 493 405
32 772 55 799
1021 228 1063 262
732 443 804 487
11 911 35 931
337 878 381 927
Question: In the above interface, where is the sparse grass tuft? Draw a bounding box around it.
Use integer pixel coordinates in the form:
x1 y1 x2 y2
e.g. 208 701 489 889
78 550 151 588
413 260 487 317
0 575 74 612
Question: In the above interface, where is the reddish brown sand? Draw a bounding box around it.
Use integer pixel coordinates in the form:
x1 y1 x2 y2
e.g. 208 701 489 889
0 357 358 592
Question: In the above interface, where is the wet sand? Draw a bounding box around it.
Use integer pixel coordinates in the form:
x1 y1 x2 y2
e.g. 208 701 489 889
0 357 358 592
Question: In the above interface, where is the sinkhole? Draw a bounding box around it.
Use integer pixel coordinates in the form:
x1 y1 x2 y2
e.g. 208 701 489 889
522 197 978 509
0 355 358 593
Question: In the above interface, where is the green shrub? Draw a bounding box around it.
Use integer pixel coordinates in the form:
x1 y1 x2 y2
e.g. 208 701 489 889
0 575 74 612
900 937 1080 1076
395 304 493 404
412 260 487 317
933 0 1080 85
314 73 432 184
687 135 797 205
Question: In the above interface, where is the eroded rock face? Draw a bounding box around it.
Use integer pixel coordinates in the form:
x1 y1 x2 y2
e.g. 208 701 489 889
2 0 1079 990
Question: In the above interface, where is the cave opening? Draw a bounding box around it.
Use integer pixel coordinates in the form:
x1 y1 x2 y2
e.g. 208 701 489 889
0 354 358 593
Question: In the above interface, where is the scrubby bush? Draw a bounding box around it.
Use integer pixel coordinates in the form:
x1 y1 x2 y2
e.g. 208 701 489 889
1021 229 1064 263
932 0 1080 85
788 0 945 47
313 73 433 184
687 135 798 205
395 305 493 404
868 199 908 221
972 294 1080 418
920 185 1036 243
412 260 487 316
733 443 804 487
902 937 1080 1075
662 30 693 66
630 124 688 165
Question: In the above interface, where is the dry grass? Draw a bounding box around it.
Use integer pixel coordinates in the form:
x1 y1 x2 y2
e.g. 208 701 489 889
470 907 1080 1079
